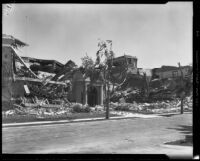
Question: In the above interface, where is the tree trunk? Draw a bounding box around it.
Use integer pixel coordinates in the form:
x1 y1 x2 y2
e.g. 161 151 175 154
178 62 184 114
180 98 184 114
106 82 110 119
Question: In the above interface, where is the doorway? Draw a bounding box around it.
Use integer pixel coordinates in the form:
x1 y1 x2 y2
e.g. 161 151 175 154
87 86 98 107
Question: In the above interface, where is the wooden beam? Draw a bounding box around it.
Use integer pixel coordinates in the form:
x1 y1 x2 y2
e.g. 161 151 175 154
14 75 66 85
12 50 39 79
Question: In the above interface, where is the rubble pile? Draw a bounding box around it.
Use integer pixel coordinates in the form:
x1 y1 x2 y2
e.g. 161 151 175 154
110 88 145 103
2 96 72 118
110 111 161 118
2 105 71 119
111 73 192 104
110 95 192 114
2 97 106 119
4 50 78 115
27 82 70 101
111 87 177 103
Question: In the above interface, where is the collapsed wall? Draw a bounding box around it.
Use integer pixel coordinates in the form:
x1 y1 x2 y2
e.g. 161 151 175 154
2 34 73 110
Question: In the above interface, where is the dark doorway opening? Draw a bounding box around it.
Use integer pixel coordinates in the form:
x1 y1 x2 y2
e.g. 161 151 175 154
87 86 98 107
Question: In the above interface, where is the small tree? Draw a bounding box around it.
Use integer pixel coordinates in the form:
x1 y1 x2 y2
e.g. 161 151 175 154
81 54 94 69
81 54 104 83
174 63 193 114
81 40 129 119
80 40 115 119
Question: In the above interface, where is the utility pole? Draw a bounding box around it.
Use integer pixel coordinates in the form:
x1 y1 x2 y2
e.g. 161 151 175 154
178 62 184 114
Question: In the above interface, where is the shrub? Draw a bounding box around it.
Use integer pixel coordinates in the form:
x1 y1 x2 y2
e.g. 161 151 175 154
84 105 91 113
71 103 91 113
71 103 83 112
115 104 130 111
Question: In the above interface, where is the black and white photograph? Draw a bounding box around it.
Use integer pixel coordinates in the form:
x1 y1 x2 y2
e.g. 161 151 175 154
2 2 195 159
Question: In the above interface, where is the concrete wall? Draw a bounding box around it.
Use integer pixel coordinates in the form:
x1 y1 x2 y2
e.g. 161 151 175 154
2 46 27 110
74 81 84 103
12 80 25 98
71 71 85 103
2 46 13 109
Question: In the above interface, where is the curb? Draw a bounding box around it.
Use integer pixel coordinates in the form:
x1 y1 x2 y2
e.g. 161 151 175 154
155 111 192 116
2 116 137 128
2 112 192 128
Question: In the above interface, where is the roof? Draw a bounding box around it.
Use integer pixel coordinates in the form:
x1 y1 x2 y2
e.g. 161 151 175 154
2 34 28 47
64 60 77 68
114 54 137 60
21 56 64 67
155 65 191 73
158 66 178 72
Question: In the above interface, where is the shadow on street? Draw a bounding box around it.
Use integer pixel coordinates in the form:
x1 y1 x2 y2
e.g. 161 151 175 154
165 125 193 146
161 114 179 117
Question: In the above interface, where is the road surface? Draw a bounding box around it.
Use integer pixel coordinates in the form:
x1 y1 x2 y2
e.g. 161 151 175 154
3 113 192 158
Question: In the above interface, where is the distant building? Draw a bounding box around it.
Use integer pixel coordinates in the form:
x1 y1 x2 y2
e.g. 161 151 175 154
111 54 138 74
152 65 192 80
112 54 137 67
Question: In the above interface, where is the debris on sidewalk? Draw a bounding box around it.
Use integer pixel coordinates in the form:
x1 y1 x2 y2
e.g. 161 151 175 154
110 111 161 118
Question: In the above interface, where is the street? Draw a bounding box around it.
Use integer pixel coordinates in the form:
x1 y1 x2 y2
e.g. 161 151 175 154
3 113 192 158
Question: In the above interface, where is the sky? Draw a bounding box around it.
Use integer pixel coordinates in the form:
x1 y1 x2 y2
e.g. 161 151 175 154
3 2 193 68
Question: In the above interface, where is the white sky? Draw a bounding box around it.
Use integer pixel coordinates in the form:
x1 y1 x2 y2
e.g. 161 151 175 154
3 2 193 68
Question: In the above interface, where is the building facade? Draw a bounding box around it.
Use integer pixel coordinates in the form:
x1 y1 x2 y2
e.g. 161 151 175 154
69 70 104 107
2 34 28 109
111 54 138 74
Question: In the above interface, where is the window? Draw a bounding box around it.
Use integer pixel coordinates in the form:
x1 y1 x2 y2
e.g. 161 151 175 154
128 58 132 64
172 71 178 78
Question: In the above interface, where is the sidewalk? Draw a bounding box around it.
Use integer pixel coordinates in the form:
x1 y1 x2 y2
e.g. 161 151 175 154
2 112 192 128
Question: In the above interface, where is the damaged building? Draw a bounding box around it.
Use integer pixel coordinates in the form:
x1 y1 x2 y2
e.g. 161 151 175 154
2 34 33 109
2 34 151 109
2 34 192 111
20 56 64 78
2 34 105 110
2 34 70 110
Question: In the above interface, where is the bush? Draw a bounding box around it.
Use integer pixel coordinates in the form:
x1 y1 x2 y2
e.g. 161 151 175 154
84 105 91 113
71 103 83 112
115 104 130 111
71 103 91 113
